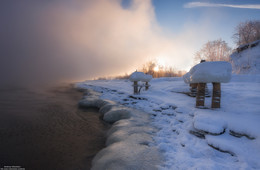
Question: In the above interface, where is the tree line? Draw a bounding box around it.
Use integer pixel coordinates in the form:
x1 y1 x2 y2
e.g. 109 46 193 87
96 20 260 80
194 20 260 63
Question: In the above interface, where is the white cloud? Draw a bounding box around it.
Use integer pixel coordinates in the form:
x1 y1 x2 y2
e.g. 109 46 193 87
184 2 260 9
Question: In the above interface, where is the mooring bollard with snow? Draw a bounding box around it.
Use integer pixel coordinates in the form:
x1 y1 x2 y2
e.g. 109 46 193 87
189 83 198 97
212 82 221 108
129 71 152 94
183 61 232 108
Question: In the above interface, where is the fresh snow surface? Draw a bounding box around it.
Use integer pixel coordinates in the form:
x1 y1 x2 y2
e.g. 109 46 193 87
183 61 232 83
76 74 260 170
129 71 153 82
230 40 260 74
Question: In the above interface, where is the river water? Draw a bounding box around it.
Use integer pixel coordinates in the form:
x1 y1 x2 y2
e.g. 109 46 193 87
0 85 108 170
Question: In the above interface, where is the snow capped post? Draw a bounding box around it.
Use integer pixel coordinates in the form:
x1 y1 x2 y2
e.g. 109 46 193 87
133 81 138 94
183 61 232 108
196 83 206 107
189 83 198 97
212 82 221 108
129 71 153 94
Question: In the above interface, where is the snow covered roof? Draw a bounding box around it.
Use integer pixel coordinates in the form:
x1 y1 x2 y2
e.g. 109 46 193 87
129 71 153 82
183 61 232 83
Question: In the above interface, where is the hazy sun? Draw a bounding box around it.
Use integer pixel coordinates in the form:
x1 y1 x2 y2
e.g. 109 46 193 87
154 66 159 72
153 57 166 72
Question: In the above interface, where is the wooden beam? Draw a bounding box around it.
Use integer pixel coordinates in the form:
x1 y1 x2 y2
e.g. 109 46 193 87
190 83 198 97
212 82 221 108
133 81 138 94
145 82 149 90
196 83 206 107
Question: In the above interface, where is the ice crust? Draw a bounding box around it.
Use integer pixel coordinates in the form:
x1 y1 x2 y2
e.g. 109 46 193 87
78 89 161 170
183 61 232 83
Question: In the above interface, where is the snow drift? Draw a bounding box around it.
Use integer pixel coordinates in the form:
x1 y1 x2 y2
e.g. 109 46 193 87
230 40 260 74
183 61 232 83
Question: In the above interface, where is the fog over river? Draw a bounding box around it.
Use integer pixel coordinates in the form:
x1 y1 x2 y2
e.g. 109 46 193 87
0 85 109 170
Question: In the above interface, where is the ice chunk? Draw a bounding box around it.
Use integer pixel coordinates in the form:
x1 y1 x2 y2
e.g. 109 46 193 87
103 106 132 123
91 141 161 170
99 104 116 114
183 61 232 83
106 131 152 146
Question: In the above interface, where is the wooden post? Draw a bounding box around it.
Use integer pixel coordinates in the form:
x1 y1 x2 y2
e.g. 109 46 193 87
196 83 206 107
133 81 138 94
190 83 198 97
212 82 221 108
145 82 149 90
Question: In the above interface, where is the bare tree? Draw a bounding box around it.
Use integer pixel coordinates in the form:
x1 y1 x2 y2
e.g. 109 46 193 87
140 60 185 78
233 20 260 46
194 39 232 63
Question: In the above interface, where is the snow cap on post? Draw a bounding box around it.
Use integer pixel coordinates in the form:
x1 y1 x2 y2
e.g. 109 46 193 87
141 74 153 82
129 71 153 82
183 61 232 83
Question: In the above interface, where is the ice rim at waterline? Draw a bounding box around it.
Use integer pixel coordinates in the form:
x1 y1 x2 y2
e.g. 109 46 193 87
77 88 162 170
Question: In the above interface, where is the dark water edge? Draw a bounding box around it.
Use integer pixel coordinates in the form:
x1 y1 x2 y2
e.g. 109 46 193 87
0 84 109 170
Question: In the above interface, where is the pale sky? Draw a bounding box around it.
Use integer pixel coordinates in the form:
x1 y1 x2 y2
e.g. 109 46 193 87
0 0 259 86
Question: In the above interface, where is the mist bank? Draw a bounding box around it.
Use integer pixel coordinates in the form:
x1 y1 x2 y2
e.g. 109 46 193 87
1 0 195 88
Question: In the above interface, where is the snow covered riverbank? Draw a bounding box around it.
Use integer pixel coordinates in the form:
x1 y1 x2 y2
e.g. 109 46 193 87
76 74 260 169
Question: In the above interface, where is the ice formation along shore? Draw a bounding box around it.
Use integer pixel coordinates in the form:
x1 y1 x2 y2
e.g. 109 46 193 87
77 89 161 170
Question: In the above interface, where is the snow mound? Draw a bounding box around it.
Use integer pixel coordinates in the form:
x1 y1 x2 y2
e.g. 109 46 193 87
193 114 227 135
92 140 160 170
77 88 161 170
78 89 116 108
106 120 155 145
92 110 161 170
206 133 260 169
230 40 260 74
129 71 153 82
183 61 232 83
103 106 132 123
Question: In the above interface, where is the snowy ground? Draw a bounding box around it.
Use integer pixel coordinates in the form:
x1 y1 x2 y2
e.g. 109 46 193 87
76 74 260 169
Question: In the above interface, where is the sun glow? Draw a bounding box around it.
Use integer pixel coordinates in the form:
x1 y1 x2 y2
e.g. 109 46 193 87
154 66 159 72
153 57 166 72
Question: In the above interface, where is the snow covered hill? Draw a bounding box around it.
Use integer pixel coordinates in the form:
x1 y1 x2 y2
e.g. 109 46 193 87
77 74 260 169
230 40 260 74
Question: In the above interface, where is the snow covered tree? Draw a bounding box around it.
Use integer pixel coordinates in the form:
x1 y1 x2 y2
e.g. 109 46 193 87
194 39 232 63
233 20 260 46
